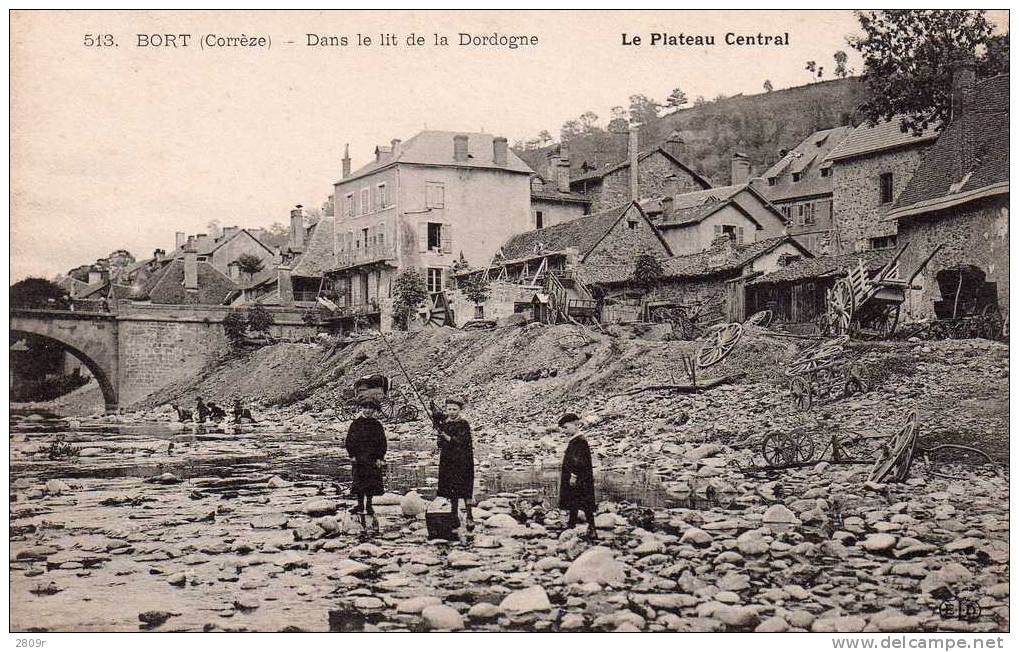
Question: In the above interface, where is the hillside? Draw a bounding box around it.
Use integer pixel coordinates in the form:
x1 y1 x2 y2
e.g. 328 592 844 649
516 77 866 186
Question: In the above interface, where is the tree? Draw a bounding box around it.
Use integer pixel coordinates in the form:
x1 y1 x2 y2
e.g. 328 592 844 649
849 10 1009 135
260 222 290 250
536 130 553 146
222 311 248 347
235 253 265 276
578 111 599 132
833 50 850 78
247 303 274 335
763 79 774 92
805 60 818 78
560 119 583 143
391 268 428 330
632 255 664 294
11 277 69 309
666 87 689 110
460 273 490 308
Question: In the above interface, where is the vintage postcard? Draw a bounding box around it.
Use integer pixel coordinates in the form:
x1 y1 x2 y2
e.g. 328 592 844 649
8 8 1010 641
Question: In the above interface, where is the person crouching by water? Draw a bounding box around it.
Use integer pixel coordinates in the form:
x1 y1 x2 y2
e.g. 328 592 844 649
195 397 209 424
233 399 254 424
432 397 475 531
558 413 598 540
345 399 387 534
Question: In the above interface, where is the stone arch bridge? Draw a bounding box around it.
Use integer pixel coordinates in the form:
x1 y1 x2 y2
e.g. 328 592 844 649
10 304 316 412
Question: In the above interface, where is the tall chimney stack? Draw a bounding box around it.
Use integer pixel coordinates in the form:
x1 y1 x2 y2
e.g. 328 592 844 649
492 136 508 166
628 124 640 202
290 205 305 250
556 143 571 193
278 265 294 305
184 249 198 291
453 134 469 162
342 143 351 179
391 138 402 157
731 151 751 185
175 232 186 249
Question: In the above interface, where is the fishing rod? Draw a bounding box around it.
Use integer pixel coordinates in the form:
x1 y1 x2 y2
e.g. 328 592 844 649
374 325 437 429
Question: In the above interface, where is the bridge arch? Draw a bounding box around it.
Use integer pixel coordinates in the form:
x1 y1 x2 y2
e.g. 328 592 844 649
10 310 120 412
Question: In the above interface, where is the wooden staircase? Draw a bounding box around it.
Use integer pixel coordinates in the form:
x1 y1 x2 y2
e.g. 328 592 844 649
544 270 599 326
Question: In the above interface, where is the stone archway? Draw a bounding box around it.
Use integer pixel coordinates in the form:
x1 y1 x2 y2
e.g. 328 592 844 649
10 329 118 411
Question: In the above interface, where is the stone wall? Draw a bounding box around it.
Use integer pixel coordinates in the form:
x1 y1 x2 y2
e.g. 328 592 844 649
586 206 670 265
831 146 929 253
898 198 1009 321
589 152 705 212
116 303 319 406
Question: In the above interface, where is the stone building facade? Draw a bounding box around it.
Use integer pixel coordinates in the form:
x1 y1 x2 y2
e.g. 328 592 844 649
570 147 711 213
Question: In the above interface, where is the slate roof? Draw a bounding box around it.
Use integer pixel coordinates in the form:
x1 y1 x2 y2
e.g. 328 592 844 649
825 118 937 162
341 131 534 183
760 126 854 203
648 183 787 227
139 258 238 305
749 248 895 285
531 188 592 204
498 203 662 262
660 236 805 279
569 147 712 189
167 228 275 261
889 75 1009 220
290 216 337 277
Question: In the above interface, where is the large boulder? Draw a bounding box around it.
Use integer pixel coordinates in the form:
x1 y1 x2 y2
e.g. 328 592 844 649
762 504 800 525
400 491 428 517
499 586 551 613
302 499 338 516
421 605 464 631
563 546 628 586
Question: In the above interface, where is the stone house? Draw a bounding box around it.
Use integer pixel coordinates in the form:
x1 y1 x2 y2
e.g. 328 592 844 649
452 202 670 324
886 72 1009 322
135 251 239 305
757 125 854 254
824 118 937 254
528 143 592 229
166 227 278 280
568 143 711 212
326 131 533 329
643 180 789 256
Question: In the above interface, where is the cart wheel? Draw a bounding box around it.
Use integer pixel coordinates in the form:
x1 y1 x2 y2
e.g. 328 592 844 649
828 279 855 336
787 429 816 463
396 404 419 422
761 433 793 466
745 310 773 328
789 376 812 412
696 322 744 368
868 410 919 483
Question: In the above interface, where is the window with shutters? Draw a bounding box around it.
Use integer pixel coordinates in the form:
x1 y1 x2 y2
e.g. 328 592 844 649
343 193 354 218
360 187 370 214
879 172 894 204
427 268 443 293
805 203 816 225
425 182 445 208
796 205 805 225
376 183 390 209
427 222 443 251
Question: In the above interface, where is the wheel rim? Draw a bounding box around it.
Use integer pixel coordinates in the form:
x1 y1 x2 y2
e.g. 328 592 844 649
869 410 919 483
696 322 744 369
828 280 855 336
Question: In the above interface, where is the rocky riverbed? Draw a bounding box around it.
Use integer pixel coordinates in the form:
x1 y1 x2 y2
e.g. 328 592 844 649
9 334 1010 632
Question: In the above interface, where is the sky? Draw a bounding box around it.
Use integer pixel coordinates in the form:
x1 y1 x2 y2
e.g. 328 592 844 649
9 9 1009 281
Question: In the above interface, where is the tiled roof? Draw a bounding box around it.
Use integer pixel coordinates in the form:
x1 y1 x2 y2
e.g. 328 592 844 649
825 118 937 162
167 228 275 261
749 248 895 285
760 126 853 203
140 259 238 305
889 75 1009 219
649 184 779 227
341 131 534 183
569 147 711 189
290 216 337 277
499 203 637 261
661 236 800 279
531 188 592 204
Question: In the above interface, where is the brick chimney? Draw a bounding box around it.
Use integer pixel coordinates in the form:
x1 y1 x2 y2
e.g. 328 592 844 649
221 226 239 240
731 151 751 185
175 232 186 250
87 267 103 285
493 136 508 166
184 249 198 291
660 195 674 221
628 123 640 202
556 143 570 193
227 260 241 281
290 205 304 250
342 143 351 179
278 265 293 305
391 138 402 157
453 134 469 162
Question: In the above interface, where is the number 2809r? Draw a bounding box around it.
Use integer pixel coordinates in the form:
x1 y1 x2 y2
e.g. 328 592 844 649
15 640 46 648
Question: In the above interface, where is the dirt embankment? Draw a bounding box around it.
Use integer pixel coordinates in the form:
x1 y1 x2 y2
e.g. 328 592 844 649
136 323 1009 460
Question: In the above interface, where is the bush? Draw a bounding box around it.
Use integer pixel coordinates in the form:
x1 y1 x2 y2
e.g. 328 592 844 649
247 303 274 334
223 311 248 346
235 253 265 276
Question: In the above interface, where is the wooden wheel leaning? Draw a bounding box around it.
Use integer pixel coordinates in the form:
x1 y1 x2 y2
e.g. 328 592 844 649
789 375 812 411
695 322 744 369
827 279 855 336
868 410 919 483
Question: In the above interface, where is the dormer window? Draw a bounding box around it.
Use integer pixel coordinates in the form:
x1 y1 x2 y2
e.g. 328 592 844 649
767 177 778 186
792 172 802 182
821 167 832 178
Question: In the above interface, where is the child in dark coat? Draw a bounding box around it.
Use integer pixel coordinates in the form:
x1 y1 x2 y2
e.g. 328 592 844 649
345 400 387 532
558 413 598 540
432 397 475 530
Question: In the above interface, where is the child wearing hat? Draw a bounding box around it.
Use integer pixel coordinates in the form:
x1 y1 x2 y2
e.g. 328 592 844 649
558 413 598 540
345 399 388 533
432 397 475 530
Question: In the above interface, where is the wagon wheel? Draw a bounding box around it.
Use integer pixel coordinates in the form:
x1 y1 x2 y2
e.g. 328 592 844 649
761 432 794 465
396 404 419 423
868 410 919 483
745 310 774 328
787 429 816 463
827 279 855 336
696 322 744 369
423 293 452 327
843 362 868 397
789 376 812 412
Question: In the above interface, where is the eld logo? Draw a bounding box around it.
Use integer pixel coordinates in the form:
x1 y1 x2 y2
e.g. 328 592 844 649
938 597 982 622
